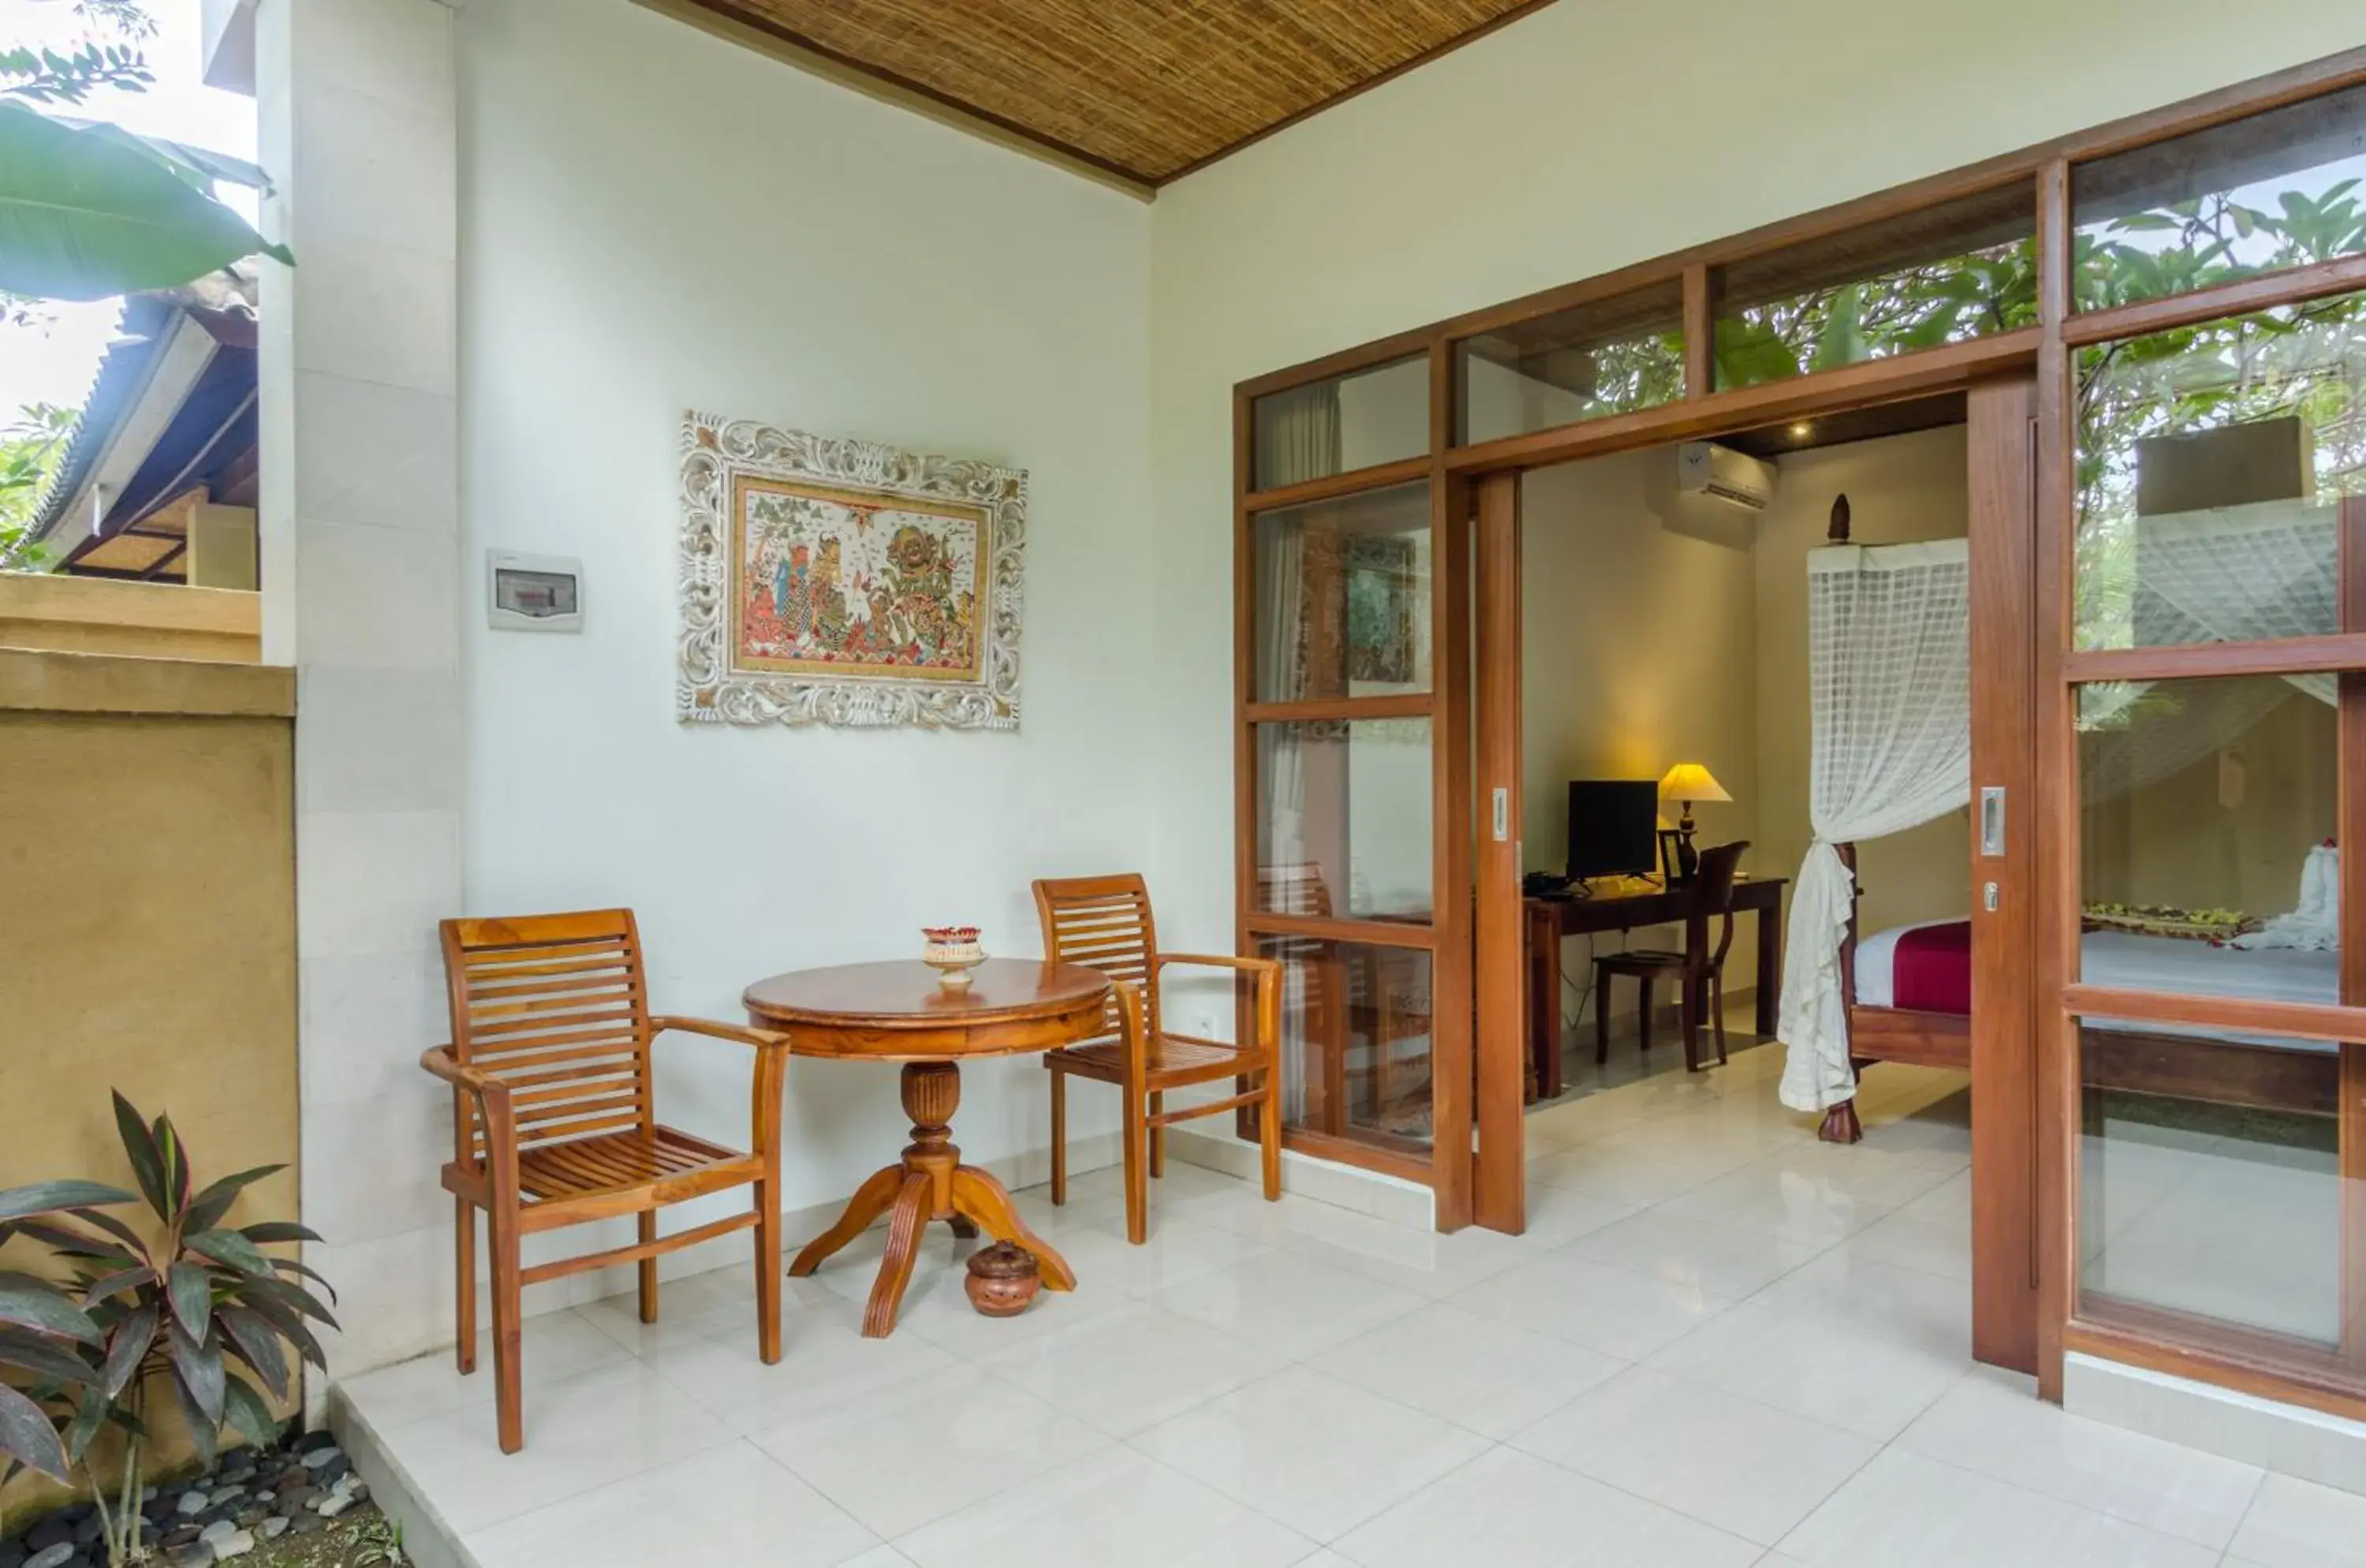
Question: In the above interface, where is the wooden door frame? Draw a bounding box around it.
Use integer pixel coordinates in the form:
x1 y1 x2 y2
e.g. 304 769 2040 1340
1460 375 2043 1316
1473 472 1524 1233
1232 55 2366 1312
1967 372 2042 1373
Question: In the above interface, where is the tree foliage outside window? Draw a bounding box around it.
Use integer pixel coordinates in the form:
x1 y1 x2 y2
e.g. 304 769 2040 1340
1645 165 2366 654
1577 328 1688 421
1715 237 2042 391
2072 176 2366 648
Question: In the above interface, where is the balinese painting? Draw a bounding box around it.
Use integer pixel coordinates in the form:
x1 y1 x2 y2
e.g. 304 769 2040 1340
678 413 1027 730
733 479 986 681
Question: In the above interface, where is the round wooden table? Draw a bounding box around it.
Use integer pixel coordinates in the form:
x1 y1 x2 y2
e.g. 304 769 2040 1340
744 958 1112 1338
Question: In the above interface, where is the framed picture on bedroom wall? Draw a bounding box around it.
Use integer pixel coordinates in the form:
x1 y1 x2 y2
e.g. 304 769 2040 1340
1343 533 1419 685
676 412 1028 730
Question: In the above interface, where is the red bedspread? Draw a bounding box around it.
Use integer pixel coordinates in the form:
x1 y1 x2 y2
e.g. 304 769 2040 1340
1891 920 1972 1014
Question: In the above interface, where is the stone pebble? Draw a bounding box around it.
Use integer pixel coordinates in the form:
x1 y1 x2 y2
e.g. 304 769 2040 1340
7 1434 375 1563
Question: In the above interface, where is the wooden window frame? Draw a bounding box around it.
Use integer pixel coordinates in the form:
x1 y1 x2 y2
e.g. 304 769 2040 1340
1228 47 2366 1369
1233 343 1477 1215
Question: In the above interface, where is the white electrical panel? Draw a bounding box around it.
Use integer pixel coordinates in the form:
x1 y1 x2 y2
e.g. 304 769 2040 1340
487 551 584 633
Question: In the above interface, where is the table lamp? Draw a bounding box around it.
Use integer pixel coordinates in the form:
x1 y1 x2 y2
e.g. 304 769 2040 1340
1658 762 1730 883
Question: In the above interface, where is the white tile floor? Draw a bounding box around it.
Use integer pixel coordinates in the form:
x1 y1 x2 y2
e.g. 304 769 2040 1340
336 1043 2366 1567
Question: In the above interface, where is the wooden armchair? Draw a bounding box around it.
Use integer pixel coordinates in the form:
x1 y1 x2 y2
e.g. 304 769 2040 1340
1592 841 1750 1074
1032 874 1283 1243
424 909 789 1453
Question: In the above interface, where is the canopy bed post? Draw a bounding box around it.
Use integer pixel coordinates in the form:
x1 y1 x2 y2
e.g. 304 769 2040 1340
1819 496 1869 1144
1819 839 1867 1144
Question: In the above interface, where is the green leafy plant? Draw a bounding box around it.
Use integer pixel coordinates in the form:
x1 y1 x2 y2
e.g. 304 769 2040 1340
0 400 74 568
0 1093 336 1566
353 1514 405 1566
0 0 289 302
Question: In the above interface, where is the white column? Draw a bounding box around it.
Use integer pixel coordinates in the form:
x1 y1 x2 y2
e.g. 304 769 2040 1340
256 0 465 1384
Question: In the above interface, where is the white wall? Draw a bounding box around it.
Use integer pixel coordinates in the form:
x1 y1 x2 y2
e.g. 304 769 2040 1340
259 0 467 1386
1145 0 2366 961
332 0 1155 1368
1518 447 1762 1026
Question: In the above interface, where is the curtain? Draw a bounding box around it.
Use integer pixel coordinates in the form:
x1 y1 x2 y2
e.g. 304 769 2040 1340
1254 383 1342 1123
2129 499 2337 703
2077 498 2339 799
1778 541 1973 1114
2077 678 2304 801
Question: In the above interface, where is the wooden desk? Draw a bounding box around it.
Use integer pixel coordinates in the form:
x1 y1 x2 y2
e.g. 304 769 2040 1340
744 958 1111 1337
1523 878 1786 1100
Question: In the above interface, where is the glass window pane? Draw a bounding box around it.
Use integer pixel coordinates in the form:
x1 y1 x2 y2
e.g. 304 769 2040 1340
1455 282 1685 444
1252 356 1428 491
1714 182 2037 389
2074 83 2366 311
2073 294 2364 650
2077 675 2337 1004
1252 481 1431 703
2077 1024 2344 1349
1255 719 1432 924
1256 936 1435 1155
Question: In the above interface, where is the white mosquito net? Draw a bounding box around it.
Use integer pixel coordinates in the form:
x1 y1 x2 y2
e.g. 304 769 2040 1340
1778 541 1972 1114
1779 496 2341 1114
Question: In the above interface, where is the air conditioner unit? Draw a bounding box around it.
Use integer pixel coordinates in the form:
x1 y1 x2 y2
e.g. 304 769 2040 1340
1676 441 1776 512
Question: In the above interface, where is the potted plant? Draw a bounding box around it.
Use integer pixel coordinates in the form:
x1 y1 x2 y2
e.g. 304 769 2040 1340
0 1093 335 1566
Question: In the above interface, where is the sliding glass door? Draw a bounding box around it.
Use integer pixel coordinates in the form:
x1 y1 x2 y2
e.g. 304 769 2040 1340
2042 83 2366 1409
1234 349 1476 1222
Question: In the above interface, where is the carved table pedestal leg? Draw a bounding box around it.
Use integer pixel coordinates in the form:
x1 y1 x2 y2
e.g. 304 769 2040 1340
790 1060 1075 1338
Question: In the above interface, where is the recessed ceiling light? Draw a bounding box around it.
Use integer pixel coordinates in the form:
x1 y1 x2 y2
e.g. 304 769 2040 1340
1789 422 1812 439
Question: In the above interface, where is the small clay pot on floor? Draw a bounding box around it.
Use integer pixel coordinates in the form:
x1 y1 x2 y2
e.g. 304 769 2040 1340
965 1241 1042 1318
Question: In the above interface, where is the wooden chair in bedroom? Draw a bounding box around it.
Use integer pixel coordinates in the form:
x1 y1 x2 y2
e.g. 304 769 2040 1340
422 909 789 1453
1593 840 1751 1073
1032 873 1283 1244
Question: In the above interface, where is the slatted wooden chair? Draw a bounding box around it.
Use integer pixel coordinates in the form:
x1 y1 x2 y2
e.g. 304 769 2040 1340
1032 873 1283 1244
422 909 789 1453
1592 841 1751 1074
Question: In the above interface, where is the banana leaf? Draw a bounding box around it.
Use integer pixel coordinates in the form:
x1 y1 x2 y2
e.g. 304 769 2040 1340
0 102 292 301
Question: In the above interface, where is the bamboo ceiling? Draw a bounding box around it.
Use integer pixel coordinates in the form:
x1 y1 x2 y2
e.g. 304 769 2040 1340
683 0 1557 185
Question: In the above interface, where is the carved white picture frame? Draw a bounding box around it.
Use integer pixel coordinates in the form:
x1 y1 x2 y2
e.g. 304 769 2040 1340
677 411 1026 730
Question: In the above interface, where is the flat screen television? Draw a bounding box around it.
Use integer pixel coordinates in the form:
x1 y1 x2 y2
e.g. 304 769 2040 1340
1567 779 1659 882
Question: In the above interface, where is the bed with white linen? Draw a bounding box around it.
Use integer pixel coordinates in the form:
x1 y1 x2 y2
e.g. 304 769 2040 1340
1845 917 2342 1115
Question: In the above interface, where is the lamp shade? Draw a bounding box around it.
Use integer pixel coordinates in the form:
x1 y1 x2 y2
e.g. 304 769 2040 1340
1658 762 1731 804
